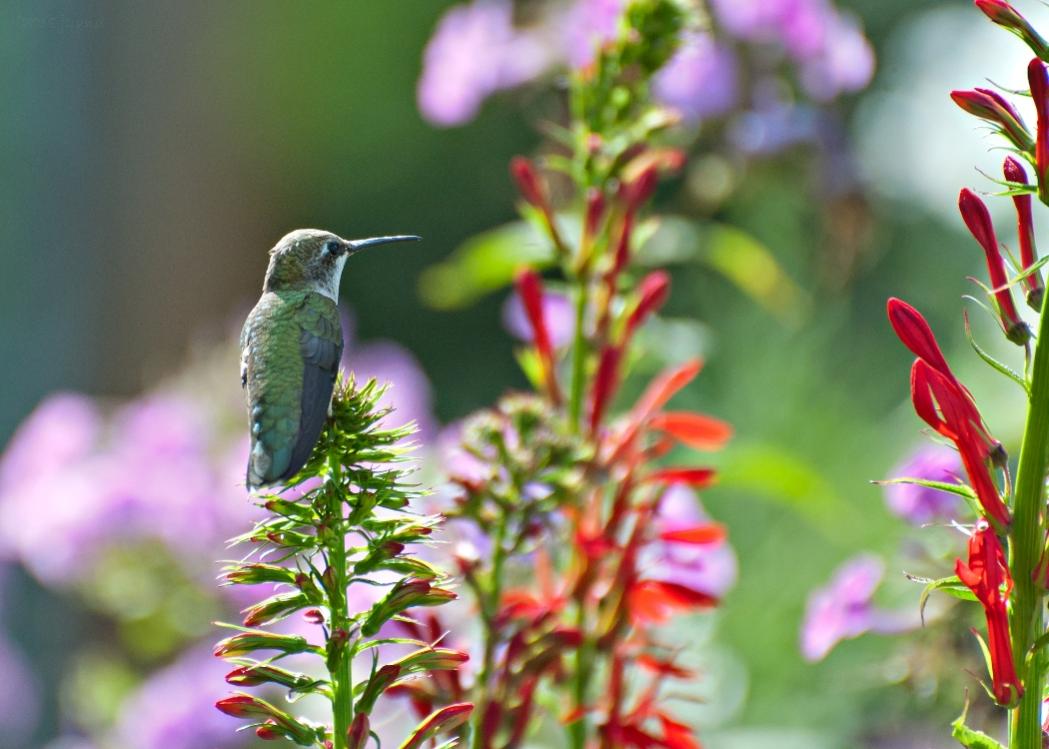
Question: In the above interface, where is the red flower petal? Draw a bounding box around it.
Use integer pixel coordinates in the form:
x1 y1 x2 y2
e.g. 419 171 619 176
650 412 732 451
659 523 726 545
647 468 716 488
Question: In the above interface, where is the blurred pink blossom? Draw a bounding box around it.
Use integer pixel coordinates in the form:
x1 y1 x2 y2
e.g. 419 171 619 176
417 0 554 126
801 554 914 661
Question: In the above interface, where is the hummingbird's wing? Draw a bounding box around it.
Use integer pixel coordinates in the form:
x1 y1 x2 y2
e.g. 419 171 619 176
279 293 343 481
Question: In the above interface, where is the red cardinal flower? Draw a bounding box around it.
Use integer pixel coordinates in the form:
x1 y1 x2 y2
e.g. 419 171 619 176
625 271 671 338
1003 156 1044 309
886 298 1002 461
975 0 1049 59
515 269 563 405
958 188 1029 344
911 361 1010 527
950 88 1032 151
590 345 623 433
510 157 547 210
956 521 1023 706
1029 59 1049 200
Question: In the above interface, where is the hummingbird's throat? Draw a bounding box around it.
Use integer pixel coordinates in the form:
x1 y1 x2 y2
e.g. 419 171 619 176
313 254 349 301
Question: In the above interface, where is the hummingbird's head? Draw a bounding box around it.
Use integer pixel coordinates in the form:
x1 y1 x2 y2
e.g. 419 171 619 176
263 229 419 299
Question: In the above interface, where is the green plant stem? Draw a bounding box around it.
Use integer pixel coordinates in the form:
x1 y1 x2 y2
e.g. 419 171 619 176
328 476 353 749
471 514 508 749
568 606 593 749
1008 294 1049 749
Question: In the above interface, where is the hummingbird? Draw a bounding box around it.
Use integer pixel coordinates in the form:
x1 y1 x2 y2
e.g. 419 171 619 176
240 228 419 490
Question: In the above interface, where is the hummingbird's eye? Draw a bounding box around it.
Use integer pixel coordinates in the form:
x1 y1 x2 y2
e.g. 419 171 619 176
323 240 340 256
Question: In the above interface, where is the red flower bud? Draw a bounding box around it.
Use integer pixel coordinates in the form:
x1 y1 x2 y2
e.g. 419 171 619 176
401 703 475 749
585 187 606 240
622 166 659 213
589 345 623 433
958 188 1029 344
1004 156 1044 309
510 157 547 209
514 268 562 405
975 0 1049 60
256 721 281 740
1030 59 1049 199
346 713 370 749
626 271 671 337
951 87 1033 150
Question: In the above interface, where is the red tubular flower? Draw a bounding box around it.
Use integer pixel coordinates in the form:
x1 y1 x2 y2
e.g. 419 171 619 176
515 268 563 405
886 297 954 377
1004 156 1044 309
911 360 1010 527
625 271 670 338
887 298 1003 460
585 187 606 241
346 713 370 749
401 703 474 749
628 580 718 624
589 345 623 434
649 412 733 451
950 88 1033 150
646 467 717 488
1029 59 1049 199
975 0 1049 59
956 521 1023 706
958 188 1029 344
510 157 547 210
622 166 659 214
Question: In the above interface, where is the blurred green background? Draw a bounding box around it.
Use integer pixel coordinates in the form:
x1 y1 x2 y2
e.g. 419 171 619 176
0 1 1037 747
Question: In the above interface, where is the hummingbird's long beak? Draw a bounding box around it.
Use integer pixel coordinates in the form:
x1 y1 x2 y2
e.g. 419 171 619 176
346 235 421 254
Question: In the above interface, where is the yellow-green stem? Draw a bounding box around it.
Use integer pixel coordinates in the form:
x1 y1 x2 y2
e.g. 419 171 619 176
329 469 353 749
1008 290 1049 749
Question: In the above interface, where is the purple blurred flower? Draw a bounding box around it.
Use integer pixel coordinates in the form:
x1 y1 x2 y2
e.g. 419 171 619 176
641 486 737 598
801 554 913 661
798 12 875 100
344 340 437 442
654 32 739 124
562 0 626 68
708 0 873 99
884 444 964 525
502 289 575 349
418 0 554 126
0 393 255 584
0 392 100 506
116 649 240 749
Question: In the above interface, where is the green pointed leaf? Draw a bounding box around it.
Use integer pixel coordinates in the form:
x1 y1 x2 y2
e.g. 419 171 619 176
417 221 560 310
963 310 1028 392
951 699 1004 748
905 573 978 624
